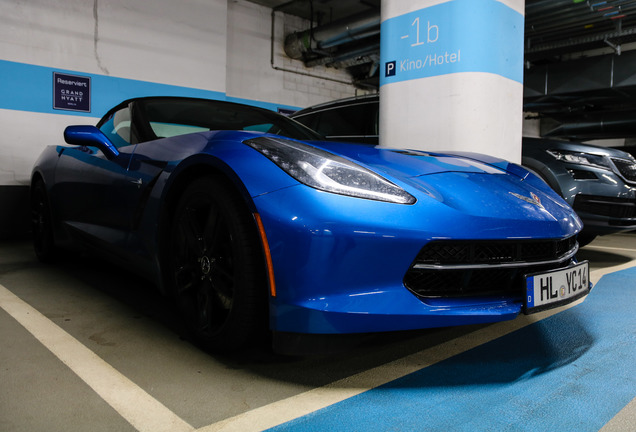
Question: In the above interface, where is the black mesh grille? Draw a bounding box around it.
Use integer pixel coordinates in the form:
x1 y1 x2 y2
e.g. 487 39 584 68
412 237 577 266
573 194 636 219
404 237 577 298
612 158 636 183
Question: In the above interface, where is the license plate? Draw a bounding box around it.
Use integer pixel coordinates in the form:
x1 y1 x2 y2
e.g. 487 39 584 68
525 261 590 314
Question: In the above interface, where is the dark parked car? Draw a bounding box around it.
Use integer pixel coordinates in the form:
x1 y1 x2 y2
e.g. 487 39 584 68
522 138 636 244
612 145 636 160
291 94 380 145
291 95 636 245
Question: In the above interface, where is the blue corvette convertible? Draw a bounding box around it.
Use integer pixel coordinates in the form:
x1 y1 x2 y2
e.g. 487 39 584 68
31 97 591 353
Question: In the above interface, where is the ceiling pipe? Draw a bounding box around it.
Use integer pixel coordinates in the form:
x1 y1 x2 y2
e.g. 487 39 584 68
284 10 380 60
305 41 380 68
270 8 353 86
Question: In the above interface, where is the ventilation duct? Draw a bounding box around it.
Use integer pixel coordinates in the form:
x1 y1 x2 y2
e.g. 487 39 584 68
284 10 380 60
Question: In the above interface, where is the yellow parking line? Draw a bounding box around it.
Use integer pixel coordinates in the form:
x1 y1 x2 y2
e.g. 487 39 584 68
0 283 194 432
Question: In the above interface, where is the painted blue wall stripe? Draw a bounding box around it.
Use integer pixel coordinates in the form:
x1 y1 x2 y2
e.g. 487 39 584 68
0 59 298 117
380 0 524 86
266 267 636 431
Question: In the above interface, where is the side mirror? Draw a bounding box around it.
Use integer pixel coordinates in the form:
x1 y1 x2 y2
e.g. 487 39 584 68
64 125 120 159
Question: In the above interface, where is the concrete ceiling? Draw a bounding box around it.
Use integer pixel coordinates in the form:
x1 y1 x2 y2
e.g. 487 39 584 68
248 0 636 139
247 0 380 22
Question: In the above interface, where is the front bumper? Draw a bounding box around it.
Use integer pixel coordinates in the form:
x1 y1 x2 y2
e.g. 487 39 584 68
573 194 636 232
253 179 583 335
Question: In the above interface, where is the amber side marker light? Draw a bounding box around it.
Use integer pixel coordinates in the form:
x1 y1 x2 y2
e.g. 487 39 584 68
254 213 276 297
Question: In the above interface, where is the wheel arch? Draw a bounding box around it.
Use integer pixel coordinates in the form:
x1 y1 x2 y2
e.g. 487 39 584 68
30 172 46 200
156 155 263 295
30 171 49 227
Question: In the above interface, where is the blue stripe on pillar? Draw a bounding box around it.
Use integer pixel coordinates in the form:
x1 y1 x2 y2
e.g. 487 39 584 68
380 0 524 86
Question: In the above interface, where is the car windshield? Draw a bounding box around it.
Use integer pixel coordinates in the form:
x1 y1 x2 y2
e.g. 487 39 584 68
138 98 323 141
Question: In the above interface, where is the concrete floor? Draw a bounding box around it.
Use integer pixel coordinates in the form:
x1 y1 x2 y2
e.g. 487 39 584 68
0 233 635 431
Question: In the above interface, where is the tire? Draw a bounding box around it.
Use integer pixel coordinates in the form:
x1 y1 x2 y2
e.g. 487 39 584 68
168 177 267 353
31 180 57 262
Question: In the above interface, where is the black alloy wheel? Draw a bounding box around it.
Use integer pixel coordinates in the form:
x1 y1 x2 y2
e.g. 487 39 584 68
169 177 267 353
31 180 56 262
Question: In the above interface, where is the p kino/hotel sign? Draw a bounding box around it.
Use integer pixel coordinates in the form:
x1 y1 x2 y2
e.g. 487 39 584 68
53 72 91 113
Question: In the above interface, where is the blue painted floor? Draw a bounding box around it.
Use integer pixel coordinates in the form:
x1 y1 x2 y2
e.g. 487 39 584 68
268 268 636 431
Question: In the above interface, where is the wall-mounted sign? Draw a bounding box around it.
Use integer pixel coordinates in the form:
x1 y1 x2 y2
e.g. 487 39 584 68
53 72 91 112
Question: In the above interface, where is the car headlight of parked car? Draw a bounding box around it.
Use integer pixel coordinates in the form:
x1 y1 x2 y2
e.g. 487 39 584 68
546 149 611 170
245 136 416 204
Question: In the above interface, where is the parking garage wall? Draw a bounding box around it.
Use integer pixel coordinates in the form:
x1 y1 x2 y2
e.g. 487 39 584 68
0 0 361 239
226 0 365 110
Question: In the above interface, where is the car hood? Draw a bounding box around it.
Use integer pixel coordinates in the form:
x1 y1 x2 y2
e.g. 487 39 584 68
310 140 518 179
308 140 578 229
523 137 636 159
211 132 581 237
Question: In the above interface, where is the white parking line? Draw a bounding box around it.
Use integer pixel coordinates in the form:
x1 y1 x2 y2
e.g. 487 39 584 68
600 398 636 432
586 245 636 252
0 283 195 432
197 256 636 432
195 310 573 432
2 251 635 432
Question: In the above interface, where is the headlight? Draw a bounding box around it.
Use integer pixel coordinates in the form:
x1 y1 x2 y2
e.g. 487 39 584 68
245 136 416 204
546 149 611 170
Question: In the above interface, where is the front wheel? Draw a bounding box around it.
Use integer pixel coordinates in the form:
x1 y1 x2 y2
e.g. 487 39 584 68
168 177 267 353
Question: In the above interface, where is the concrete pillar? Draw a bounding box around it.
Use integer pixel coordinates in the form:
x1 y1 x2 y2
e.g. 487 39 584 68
379 0 525 163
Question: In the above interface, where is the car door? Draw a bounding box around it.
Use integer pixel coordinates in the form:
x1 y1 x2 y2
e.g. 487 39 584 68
53 103 139 246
